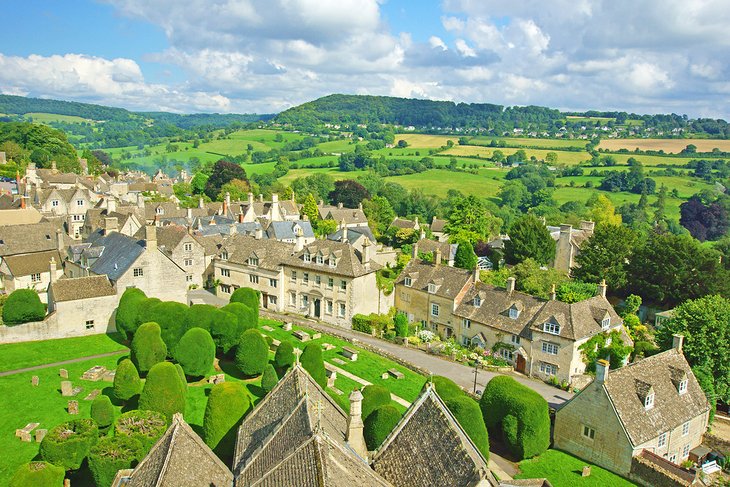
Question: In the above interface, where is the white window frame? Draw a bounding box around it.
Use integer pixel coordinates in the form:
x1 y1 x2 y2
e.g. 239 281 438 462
404 277 412 287
51 199 59 207
301 295 309 309
326 300 333 314
338 302 346 317
184 242 193 251
539 362 558 376
220 251 229 261
290 271 297 283
474 295 481 307
249 274 259 284
340 280 347 291
315 275 321 286
220 284 231 293
269 295 277 305
186 274 193 282
678 379 688 395
542 342 559 355
184 258 193 267
543 322 560 335
316 254 323 265
509 308 519 319
431 303 440 317
269 278 277 288
303 272 309 284
511 334 521 344
329 257 337 268
30 273 42 283
76 199 85 206
304 252 311 263
602 317 611 330
645 392 655 410
289 292 296 306
463 319 470 329
327 277 333 289
682 421 690 437
682 444 690 459
248 257 259 267
220 268 230 277
85 320 95 330
428 283 436 294
657 431 667 448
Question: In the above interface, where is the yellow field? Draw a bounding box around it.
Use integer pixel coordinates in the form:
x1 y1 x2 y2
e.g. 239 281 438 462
442 145 588 164
598 138 730 153
395 134 460 148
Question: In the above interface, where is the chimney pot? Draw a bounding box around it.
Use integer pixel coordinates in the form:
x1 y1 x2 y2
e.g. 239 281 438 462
550 283 556 301
258 194 263 202
597 279 607 298
434 248 442 265
412 242 419 259
506 276 516 294
337 202 343 209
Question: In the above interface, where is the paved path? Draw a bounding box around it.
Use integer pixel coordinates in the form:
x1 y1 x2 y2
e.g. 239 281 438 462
0 350 128 377
323 361 411 408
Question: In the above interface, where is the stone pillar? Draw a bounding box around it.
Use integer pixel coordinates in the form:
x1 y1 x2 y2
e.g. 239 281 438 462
346 389 368 459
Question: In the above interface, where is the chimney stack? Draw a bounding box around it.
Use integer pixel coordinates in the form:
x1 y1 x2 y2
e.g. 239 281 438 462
104 217 118 235
337 202 343 209
107 198 117 213
51 160 57 172
49 257 58 283
346 389 368 460
506 276 516 294
597 279 607 298
56 229 64 252
362 237 372 264
136 192 145 208
473 262 480 284
412 242 419 259
187 207 193 220
420 228 425 241
580 220 595 234
295 234 305 252
271 193 280 221
595 359 610 384
259 194 263 203
248 192 254 206
672 334 684 352
223 192 231 215
342 222 348 243
198 196 204 209
358 201 363 211
255 226 263 240
238 212 244 223
550 283 556 301
434 248 442 266
145 225 157 251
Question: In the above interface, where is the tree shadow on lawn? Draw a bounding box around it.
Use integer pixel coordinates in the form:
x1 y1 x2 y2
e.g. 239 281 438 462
217 359 248 380
107 332 129 347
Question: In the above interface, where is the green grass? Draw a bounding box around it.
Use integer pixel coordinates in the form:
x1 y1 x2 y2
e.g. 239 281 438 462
25 112 95 124
383 168 506 198
515 449 636 487
469 136 588 149
0 333 128 373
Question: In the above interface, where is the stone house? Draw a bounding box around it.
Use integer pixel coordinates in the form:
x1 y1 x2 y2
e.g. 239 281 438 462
389 216 422 233
226 192 300 222
33 187 98 238
83 199 143 238
318 201 369 227
0 250 63 303
550 221 594 274
554 336 710 483
414 238 457 267
430 216 449 242
150 224 207 288
47 275 118 335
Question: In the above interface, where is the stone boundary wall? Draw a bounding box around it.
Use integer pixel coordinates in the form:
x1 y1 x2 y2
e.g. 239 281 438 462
0 313 60 343
630 450 695 487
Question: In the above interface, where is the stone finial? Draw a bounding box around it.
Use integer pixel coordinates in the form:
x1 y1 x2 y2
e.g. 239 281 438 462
346 389 368 459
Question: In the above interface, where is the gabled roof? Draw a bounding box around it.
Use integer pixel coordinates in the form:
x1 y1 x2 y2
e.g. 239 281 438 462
389 217 418 230
372 384 490 487
319 205 368 225
288 240 380 277
0 207 43 225
430 217 447 233
416 238 457 263
50 275 116 302
396 259 472 300
327 225 376 244
4 250 61 277
154 225 198 253
0 222 59 256
85 230 145 281
126 413 233 487
221 234 294 271
267 220 315 240
602 349 710 446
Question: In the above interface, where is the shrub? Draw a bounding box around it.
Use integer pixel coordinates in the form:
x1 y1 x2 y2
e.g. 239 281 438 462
88 436 143 487
114 359 141 401
174 327 215 377
351 314 373 334
210 309 240 353
115 288 147 338
445 396 490 461
261 364 278 393
9 462 65 487
394 313 408 337
230 287 260 314
203 382 251 459
235 329 269 377
130 322 167 374
114 410 167 452
2 289 45 325
479 376 550 459
146 301 190 355
222 302 257 331
40 419 99 470
134 297 161 328
186 304 217 333
274 341 295 372
175 363 187 391
363 405 401 450
90 395 114 431
139 362 187 421
431 376 463 402
300 343 327 389
362 384 392 420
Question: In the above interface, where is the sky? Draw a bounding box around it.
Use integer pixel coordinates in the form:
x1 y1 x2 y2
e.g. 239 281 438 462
1 0 729 118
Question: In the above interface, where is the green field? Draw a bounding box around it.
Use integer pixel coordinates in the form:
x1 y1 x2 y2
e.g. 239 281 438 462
516 449 636 487
469 136 588 149
24 112 95 124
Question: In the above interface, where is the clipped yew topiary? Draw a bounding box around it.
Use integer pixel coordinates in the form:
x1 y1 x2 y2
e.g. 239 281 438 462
300 343 327 389
90 394 115 431
134 297 161 328
139 362 187 422
9 461 65 487
274 340 295 373
479 375 550 460
230 287 260 314
362 384 392 420
203 382 251 461
174 327 215 377
210 309 240 353
174 363 187 396
88 435 143 487
146 301 190 355
115 287 147 338
394 312 409 338
130 322 167 374
235 329 269 377
39 418 99 471
114 410 167 452
445 396 490 461
186 303 217 333
222 302 258 332
363 405 401 450
431 375 464 402
261 364 279 393
114 359 141 402
2 289 45 325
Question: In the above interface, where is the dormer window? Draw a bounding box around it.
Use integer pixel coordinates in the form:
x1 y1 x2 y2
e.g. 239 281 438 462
329 257 337 268
316 254 323 265
248 257 259 267
644 392 655 410
543 322 560 335
509 308 519 319
678 379 688 395
304 252 311 263
220 250 229 261
428 283 436 294
404 277 412 287
156 207 163 214
601 317 610 330
51 200 59 207
474 295 481 307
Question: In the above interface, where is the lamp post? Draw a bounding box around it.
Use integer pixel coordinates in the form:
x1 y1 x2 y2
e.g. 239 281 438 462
472 360 480 395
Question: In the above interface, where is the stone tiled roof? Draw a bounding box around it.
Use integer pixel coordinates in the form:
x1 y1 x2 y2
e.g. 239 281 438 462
127 413 233 487
221 234 294 271
416 238 457 263
430 217 447 233
396 258 473 300
155 225 196 253
0 193 21 210
389 217 418 230
602 348 710 446
288 240 380 278
193 233 226 256
372 385 490 487
4 250 61 277
50 275 116 302
0 222 59 256
0 208 43 226
319 205 368 225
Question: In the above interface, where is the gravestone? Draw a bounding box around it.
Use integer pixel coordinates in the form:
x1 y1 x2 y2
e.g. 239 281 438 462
312 333 321 340
31 376 39 386
341 347 358 361
35 429 47 443
582 466 591 477
84 389 101 401
283 323 293 331
61 381 73 396
101 370 116 382
59 369 68 379
388 368 405 380
293 330 310 342
322 343 336 351
262 325 274 332
81 366 107 381
270 339 281 351
381 372 389 380
325 369 337 388
68 400 79 415
332 358 346 366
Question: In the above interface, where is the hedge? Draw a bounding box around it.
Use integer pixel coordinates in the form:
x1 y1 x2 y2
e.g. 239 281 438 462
90 394 115 431
174 327 215 377
114 359 141 402
139 362 187 421
261 364 279 393
394 313 409 338
114 410 167 452
2 289 45 325
115 288 147 338
146 301 190 355
40 418 99 471
210 309 240 353
351 313 392 335
431 376 464 402
362 384 392 420
274 341 295 372
230 287 260 314
203 382 251 459
363 405 401 450
235 329 269 377
479 376 550 460
301 343 327 389
9 462 65 487
88 435 143 487
186 303 217 333
445 396 490 461
221 302 258 331
130 322 167 374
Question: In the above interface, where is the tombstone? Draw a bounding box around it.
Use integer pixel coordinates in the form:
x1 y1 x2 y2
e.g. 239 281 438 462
18 430 32 442
341 347 358 361
293 330 310 342
322 343 336 351
312 333 321 340
68 400 79 415
31 376 39 386
283 323 293 331
332 358 346 366
84 389 101 401
59 369 68 379
61 381 73 396
101 370 116 382
582 466 591 477
381 372 389 380
262 325 274 332
388 368 405 380
270 339 281 351
82 366 107 381
214 374 225 384
35 429 47 443
325 368 337 388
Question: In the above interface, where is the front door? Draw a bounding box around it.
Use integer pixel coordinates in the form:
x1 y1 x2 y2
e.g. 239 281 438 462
262 293 269 309
515 354 527 374
314 299 321 318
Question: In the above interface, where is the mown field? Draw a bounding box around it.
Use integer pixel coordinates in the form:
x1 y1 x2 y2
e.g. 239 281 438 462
598 138 730 153
468 136 588 149
23 112 96 124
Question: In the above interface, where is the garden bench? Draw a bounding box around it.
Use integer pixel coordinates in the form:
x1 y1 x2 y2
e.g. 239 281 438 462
702 460 721 474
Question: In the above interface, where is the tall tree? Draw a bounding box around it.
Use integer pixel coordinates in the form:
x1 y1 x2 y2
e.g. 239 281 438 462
589 195 622 226
300 193 320 222
504 215 555 265
453 240 478 270
445 195 502 244
328 179 370 208
573 223 638 292
204 160 247 200
363 195 395 239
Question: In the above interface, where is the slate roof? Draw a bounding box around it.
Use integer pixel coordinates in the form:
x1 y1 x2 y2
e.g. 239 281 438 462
50 275 116 302
372 384 490 487
85 230 145 281
4 250 61 277
327 225 376 244
0 222 59 256
396 258 473 300
266 220 314 240
602 348 710 446
126 413 233 487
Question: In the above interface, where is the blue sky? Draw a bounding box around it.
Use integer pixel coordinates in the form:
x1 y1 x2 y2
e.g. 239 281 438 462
1 0 728 117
